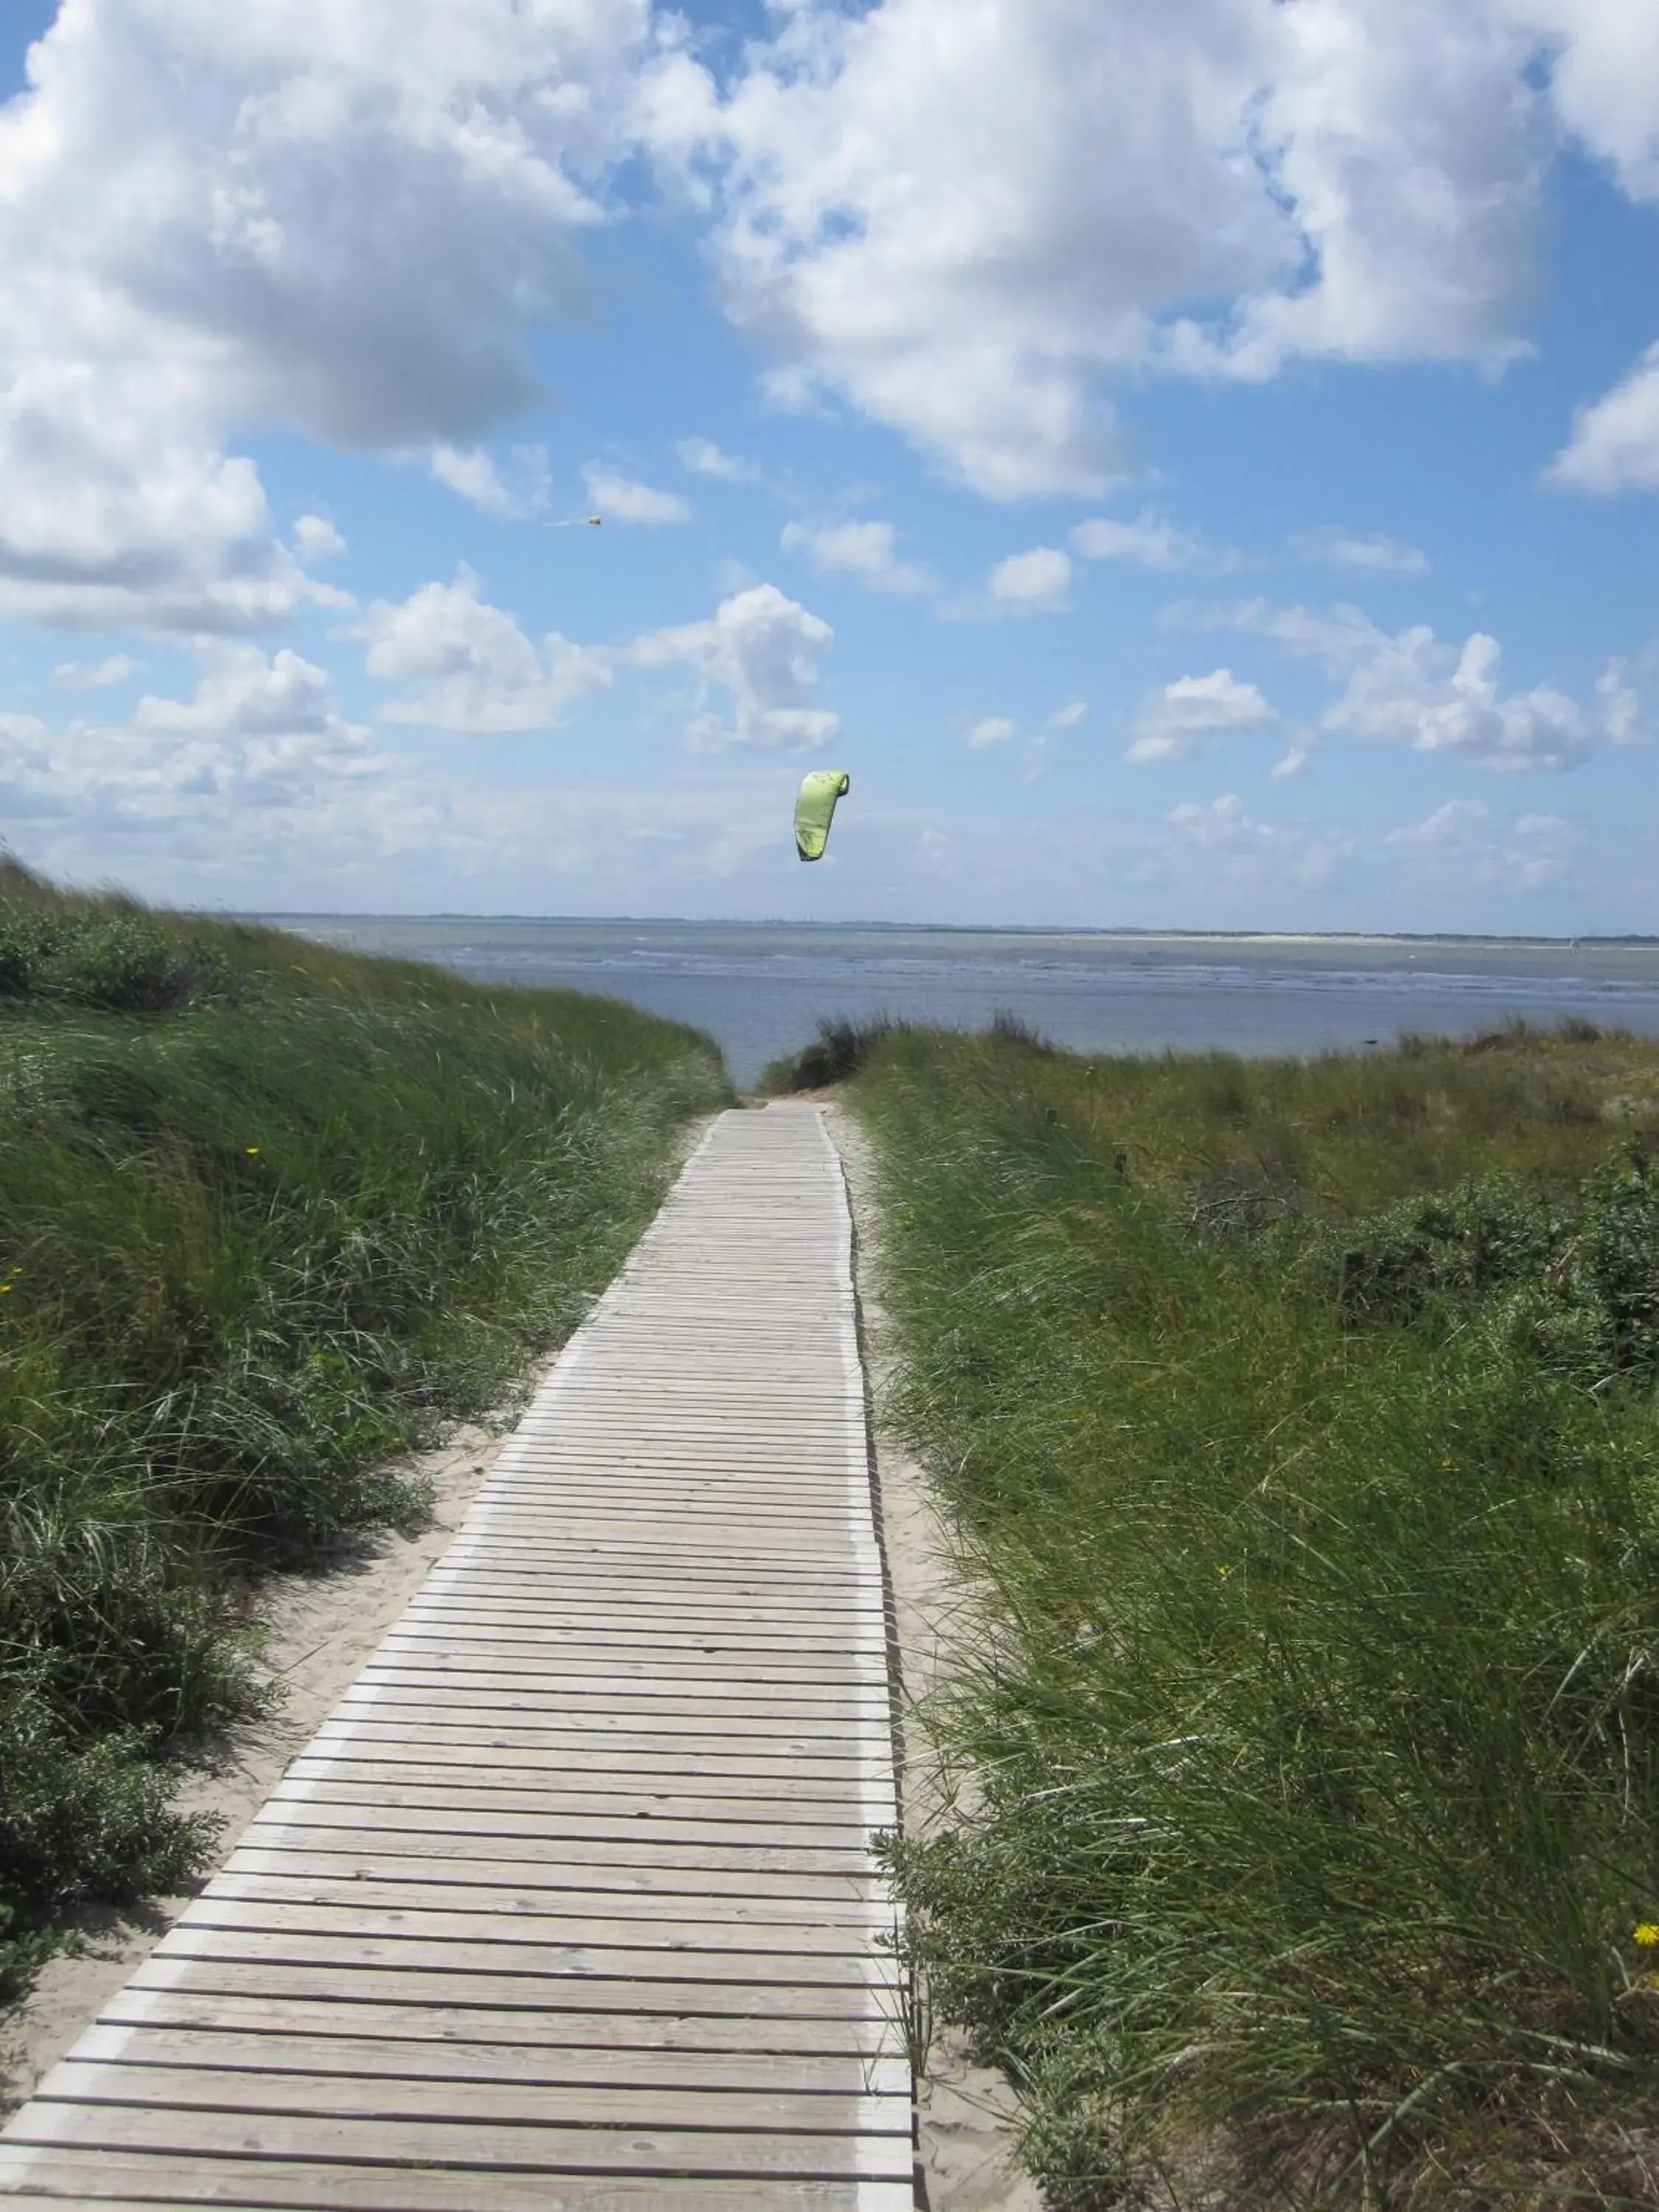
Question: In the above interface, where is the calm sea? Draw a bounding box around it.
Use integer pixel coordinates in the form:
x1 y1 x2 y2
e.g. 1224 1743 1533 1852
262 917 1659 1091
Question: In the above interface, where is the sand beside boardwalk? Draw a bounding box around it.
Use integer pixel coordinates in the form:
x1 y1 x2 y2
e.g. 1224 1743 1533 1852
0 1420 504 2115
831 1104 1044 2212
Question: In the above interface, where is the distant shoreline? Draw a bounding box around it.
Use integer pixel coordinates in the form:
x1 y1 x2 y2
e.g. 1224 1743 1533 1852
248 914 1659 950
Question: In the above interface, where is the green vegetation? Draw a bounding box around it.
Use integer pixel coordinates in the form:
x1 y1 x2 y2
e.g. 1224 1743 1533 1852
849 1015 1659 2208
0 862 727 2003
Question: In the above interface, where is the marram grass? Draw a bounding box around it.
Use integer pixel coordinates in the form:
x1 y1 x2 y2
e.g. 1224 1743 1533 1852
846 1016 1659 2209
0 861 728 2002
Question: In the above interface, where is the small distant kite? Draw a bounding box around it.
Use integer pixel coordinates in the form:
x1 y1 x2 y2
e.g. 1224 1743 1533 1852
795 770 850 863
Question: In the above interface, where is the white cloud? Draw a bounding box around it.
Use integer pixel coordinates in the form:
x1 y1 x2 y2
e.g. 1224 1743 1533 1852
1048 700 1089 728
1509 0 1659 201
626 583 838 751
781 519 933 595
0 0 651 627
53 655 142 689
1596 658 1647 745
1385 797 1584 888
15 647 389 835
968 717 1017 748
582 465 692 524
1514 0 1659 494
433 445 552 519
677 436 759 481
1213 599 1635 769
652 0 1571 498
359 568 611 734
990 548 1071 608
1545 341 1659 494
1291 526 1429 575
1072 513 1236 572
293 514 347 563
1129 669 1278 763
1164 792 1353 887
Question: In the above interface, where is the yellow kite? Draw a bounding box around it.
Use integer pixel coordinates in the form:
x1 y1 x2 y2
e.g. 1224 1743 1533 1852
795 770 850 862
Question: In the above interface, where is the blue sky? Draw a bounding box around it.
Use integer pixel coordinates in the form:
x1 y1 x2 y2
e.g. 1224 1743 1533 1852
0 0 1655 931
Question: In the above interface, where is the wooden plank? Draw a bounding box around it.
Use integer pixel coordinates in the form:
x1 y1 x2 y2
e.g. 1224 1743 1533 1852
119 1962 895 2023
285 1758 899 1810
1 2153 917 2210
220 1848 884 1907
98 1989 900 2061
40 2066 914 2144
194 1877 894 1941
6 2109 915 2182
68 2028 908 2099
66 2028 910 2101
232 1826 880 1879
166 1902 897 1964
239 1814 881 1868
147 1929 898 1993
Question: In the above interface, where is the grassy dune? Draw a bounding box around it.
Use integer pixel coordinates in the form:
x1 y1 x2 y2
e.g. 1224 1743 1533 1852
0 863 728 2002
825 1018 1659 2208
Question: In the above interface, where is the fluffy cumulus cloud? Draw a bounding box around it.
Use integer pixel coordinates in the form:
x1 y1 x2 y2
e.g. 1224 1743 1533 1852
1520 0 1659 489
359 568 612 733
989 548 1071 608
1214 601 1641 768
625 584 838 751
643 0 1638 498
1546 343 1659 494
0 0 653 627
781 519 933 595
1129 669 1278 763
0 644 385 851
356 569 838 750
293 514 347 564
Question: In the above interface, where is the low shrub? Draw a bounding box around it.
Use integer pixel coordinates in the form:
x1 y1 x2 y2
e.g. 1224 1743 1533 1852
759 1013 919 1093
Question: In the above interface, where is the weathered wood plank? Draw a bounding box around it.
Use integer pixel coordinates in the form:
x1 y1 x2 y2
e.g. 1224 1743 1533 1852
0 2146 916 2210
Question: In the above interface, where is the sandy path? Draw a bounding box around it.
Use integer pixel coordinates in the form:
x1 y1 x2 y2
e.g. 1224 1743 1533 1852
831 1104 1044 2212
0 1418 504 2115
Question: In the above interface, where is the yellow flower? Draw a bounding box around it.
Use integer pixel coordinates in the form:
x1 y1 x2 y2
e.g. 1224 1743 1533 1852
0 1284 13 1295
245 1146 260 1156
1633 1924 1659 1948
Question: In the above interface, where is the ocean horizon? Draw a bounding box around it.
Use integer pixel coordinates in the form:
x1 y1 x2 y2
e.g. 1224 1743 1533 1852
259 916 1659 1089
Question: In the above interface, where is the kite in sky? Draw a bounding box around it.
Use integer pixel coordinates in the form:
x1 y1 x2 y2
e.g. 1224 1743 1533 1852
795 771 850 863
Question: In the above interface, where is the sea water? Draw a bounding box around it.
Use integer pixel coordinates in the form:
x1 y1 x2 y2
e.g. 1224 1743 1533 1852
262 917 1659 1091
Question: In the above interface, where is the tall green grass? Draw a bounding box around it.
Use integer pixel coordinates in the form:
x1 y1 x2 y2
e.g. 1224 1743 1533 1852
852 1019 1659 2207
0 862 728 2001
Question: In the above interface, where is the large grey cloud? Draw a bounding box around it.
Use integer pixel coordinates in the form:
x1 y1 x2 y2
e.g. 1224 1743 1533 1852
0 0 653 627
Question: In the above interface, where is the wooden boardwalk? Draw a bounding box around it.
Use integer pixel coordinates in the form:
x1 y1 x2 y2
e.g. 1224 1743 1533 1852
1 1105 914 2210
